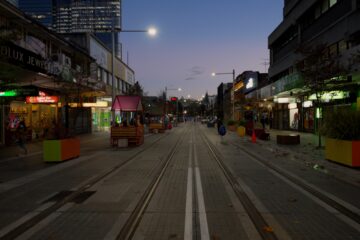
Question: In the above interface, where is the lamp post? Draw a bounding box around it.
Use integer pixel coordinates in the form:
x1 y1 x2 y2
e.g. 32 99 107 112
212 69 235 120
111 26 157 124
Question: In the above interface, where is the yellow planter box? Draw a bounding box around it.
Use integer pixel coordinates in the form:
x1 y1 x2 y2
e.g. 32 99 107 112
237 126 245 137
325 138 360 167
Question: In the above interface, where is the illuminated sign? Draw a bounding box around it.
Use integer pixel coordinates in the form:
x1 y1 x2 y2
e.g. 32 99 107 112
170 97 178 101
246 78 254 89
0 88 38 97
0 90 16 97
309 91 349 101
69 101 108 107
234 82 244 92
26 96 59 103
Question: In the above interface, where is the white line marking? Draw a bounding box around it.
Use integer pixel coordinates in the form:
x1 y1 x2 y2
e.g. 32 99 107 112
194 137 210 240
184 137 193 240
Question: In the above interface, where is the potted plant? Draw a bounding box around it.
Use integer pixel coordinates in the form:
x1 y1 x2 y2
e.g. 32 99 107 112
321 108 360 167
227 119 237 131
43 120 80 162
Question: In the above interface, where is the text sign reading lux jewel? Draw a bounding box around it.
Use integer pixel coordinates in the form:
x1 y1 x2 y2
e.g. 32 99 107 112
0 41 47 74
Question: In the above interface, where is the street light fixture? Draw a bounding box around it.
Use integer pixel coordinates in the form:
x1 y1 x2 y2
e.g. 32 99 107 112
211 69 236 120
111 26 158 123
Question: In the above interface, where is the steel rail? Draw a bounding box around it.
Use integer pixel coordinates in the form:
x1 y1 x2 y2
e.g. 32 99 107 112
0 132 175 240
233 142 360 226
198 129 279 240
116 127 191 240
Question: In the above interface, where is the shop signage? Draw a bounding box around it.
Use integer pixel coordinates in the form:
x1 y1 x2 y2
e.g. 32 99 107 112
67 96 97 103
0 87 38 97
243 73 258 94
0 41 47 73
309 91 349 101
26 96 59 103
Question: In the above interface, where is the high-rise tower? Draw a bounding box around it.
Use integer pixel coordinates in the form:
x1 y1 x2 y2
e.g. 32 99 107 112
18 0 122 55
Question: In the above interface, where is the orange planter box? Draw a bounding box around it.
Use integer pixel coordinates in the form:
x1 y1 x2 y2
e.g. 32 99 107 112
325 138 360 167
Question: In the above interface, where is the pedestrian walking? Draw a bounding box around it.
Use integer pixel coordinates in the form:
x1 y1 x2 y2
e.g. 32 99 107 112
261 112 267 129
16 119 28 155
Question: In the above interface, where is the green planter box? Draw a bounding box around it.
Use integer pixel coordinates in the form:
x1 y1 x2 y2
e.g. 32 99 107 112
43 138 80 162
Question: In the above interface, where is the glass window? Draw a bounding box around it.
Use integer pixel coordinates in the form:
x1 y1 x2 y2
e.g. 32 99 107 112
315 6 321 19
338 40 347 52
329 43 338 57
97 68 101 81
329 0 337 7
322 0 329 13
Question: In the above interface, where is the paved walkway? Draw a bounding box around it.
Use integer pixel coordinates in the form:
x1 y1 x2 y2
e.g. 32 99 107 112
223 126 360 187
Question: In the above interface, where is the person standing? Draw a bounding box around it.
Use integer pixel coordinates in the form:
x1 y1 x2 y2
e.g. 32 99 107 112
16 119 28 155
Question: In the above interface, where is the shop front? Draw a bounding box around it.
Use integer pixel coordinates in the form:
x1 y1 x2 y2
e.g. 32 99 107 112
3 94 59 145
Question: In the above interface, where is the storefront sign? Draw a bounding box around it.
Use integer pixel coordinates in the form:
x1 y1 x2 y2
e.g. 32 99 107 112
0 41 47 73
309 91 349 101
26 96 59 103
0 87 38 97
243 72 258 94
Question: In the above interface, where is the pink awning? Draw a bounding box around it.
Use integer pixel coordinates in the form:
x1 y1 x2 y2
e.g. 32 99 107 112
111 95 143 112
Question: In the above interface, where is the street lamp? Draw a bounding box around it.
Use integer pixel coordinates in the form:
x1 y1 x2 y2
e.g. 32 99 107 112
111 26 157 123
211 69 235 120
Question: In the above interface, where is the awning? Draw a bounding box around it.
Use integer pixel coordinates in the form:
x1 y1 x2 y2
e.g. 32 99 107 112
111 95 143 112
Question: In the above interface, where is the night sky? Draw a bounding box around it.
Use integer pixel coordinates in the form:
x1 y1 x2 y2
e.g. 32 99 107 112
121 0 283 99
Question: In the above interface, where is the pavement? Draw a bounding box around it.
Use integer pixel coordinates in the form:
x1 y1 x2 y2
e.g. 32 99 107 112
0 125 359 187
222 124 360 188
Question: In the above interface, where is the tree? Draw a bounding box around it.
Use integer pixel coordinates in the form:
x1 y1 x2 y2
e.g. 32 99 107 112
127 81 143 96
295 43 347 148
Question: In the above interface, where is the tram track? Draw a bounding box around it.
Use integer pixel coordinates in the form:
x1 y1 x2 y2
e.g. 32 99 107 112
0 130 183 240
231 141 360 227
198 128 279 240
116 126 191 240
199 126 360 238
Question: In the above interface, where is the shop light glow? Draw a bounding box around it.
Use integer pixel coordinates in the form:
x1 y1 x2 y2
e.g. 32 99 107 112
277 98 289 103
0 90 17 97
303 101 313 108
288 103 297 109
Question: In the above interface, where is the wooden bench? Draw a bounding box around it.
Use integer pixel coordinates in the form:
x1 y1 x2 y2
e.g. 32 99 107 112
149 123 165 133
276 134 300 145
111 126 144 147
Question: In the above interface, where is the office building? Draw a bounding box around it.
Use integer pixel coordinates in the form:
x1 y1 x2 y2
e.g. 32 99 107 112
18 0 122 55
267 0 360 131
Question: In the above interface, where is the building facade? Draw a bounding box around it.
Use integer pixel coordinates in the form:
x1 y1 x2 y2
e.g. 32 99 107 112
267 0 360 132
0 1 102 146
18 0 122 57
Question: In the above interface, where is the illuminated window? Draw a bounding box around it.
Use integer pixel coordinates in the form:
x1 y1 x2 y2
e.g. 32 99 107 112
329 0 337 7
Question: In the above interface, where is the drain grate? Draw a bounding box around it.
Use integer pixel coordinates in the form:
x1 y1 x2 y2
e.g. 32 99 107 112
43 190 96 204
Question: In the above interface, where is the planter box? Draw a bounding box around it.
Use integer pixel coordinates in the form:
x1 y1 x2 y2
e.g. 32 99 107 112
228 125 236 132
325 138 360 167
237 126 245 137
43 138 80 162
